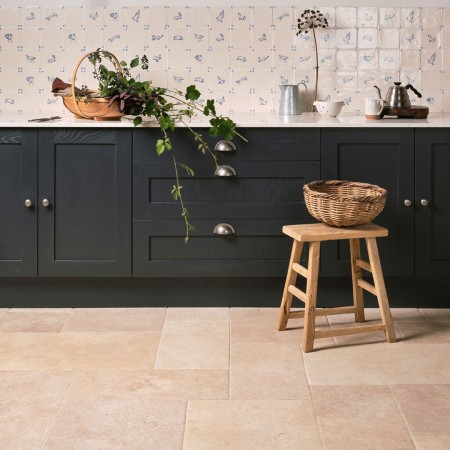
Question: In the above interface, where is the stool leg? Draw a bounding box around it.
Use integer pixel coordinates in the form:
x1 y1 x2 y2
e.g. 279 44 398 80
366 237 396 343
276 240 304 331
349 238 365 323
302 241 320 353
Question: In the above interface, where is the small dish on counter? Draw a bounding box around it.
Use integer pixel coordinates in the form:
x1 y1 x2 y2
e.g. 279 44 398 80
313 100 344 117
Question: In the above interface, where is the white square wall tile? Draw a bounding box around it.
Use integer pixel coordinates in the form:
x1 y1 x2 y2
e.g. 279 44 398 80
379 49 399 70
84 28 104 50
357 70 379 90
189 28 209 47
210 7 230 28
41 7 63 27
167 6 189 27
104 6 125 27
317 7 335 28
336 49 357 70
146 7 167 28
210 70 231 91
379 29 399 49
400 29 421 49
275 50 293 68
84 7 104 27
231 6 251 28
336 71 357 90
358 28 378 49
401 8 420 28
401 50 421 69
421 29 441 49
358 50 378 69
148 28 168 49
126 7 145 28
317 49 336 70
358 7 378 27
230 28 252 49
20 28 41 47
336 29 356 48
61 7 84 29
231 49 253 70
421 8 442 28
62 27 84 48
379 8 399 28
190 48 209 68
210 47 231 70
318 29 335 49
253 50 273 70
273 28 295 49
168 28 188 49
210 29 229 49
167 48 189 69
273 6 294 29
19 7 40 27
190 7 209 28
336 7 357 28
104 28 124 49
423 90 443 112
295 47 315 70
421 49 442 70
252 28 273 49
252 7 273 28
1 6 20 26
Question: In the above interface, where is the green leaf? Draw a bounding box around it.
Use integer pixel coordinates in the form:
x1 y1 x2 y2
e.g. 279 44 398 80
185 85 201 101
179 163 194 177
133 116 142 127
130 57 140 68
156 139 165 156
120 60 127 66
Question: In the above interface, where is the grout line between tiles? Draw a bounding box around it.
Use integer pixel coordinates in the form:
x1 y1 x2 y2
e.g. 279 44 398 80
39 370 77 450
59 308 74 333
305 374 325 449
180 399 189 450
388 385 419 450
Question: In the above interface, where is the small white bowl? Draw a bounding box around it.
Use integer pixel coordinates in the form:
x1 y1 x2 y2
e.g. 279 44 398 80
313 100 344 117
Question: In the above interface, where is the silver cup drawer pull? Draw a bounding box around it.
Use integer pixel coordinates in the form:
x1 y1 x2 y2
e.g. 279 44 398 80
214 165 237 177
214 140 236 152
42 198 50 207
213 223 236 236
24 199 33 208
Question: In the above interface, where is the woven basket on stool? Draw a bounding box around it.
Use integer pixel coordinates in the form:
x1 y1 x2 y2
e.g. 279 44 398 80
303 180 386 227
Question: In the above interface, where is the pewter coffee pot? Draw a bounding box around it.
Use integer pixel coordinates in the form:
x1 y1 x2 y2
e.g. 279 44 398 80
374 82 422 108
279 83 308 115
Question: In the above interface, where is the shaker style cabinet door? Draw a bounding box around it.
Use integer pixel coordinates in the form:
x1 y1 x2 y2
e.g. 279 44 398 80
0 130 37 276
415 129 450 276
38 129 132 277
321 128 415 276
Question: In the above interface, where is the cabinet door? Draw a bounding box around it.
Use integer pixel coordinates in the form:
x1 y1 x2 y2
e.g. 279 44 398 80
321 128 414 276
416 129 450 276
0 130 37 276
38 129 131 277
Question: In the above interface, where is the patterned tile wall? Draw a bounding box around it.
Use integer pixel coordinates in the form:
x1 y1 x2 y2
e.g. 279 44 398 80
0 5 449 114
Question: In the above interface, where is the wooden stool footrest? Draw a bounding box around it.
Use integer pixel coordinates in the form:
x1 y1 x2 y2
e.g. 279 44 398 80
292 263 309 278
356 258 372 273
287 285 307 303
289 306 357 319
314 323 386 339
357 279 377 296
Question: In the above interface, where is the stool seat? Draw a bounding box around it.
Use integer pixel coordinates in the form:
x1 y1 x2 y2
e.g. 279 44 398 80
277 222 396 352
282 222 388 242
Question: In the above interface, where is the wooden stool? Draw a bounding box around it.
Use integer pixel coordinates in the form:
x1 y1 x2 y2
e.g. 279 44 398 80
276 223 396 352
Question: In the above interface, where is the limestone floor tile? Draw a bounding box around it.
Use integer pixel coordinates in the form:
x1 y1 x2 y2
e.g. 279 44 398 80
62 307 166 332
304 344 450 384
165 307 229 322
0 309 71 332
391 385 450 449
395 321 450 343
43 399 186 449
0 332 160 370
230 307 331 346
420 308 450 322
66 369 229 400
0 371 73 450
312 385 415 449
184 399 322 450
230 342 310 399
155 321 229 369
0 308 9 320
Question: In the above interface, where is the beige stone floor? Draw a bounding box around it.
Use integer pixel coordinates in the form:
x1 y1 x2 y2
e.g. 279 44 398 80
0 307 449 449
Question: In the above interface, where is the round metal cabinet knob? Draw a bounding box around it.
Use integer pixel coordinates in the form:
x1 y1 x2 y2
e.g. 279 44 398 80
214 165 237 177
420 199 429 206
24 199 33 208
213 223 236 236
214 140 236 152
42 198 50 207
404 199 412 207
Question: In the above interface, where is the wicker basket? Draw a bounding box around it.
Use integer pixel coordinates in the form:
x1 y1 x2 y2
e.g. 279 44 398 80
303 180 387 227
62 51 124 121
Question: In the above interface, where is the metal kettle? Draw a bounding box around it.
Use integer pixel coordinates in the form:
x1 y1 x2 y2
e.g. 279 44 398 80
374 82 422 108
279 83 308 115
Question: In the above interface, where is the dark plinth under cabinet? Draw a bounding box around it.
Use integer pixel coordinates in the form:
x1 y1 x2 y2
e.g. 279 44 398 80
1 126 450 308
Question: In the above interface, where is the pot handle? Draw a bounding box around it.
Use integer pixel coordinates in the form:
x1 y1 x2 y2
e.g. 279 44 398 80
406 84 422 99
298 82 308 100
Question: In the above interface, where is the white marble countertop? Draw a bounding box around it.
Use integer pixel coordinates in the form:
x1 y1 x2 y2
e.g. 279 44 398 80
1 111 450 128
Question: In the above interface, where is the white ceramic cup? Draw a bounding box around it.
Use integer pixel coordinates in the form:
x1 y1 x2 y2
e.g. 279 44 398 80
365 98 384 120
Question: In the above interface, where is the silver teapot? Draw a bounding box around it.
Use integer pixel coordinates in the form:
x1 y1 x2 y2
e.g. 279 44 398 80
279 83 308 115
374 82 422 108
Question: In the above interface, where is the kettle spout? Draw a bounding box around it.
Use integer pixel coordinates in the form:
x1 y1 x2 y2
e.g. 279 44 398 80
373 85 382 101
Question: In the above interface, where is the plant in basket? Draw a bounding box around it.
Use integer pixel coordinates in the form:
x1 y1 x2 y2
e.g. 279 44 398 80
59 49 246 241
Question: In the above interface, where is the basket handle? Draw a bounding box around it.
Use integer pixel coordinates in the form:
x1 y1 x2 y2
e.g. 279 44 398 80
71 50 123 118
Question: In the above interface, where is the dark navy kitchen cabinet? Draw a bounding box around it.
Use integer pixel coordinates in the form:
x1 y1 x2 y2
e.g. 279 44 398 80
38 129 132 276
0 129 132 278
321 128 415 276
0 130 37 276
415 129 450 276
133 128 320 276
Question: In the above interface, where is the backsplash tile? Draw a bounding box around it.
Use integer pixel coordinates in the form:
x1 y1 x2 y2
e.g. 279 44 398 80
0 5 449 114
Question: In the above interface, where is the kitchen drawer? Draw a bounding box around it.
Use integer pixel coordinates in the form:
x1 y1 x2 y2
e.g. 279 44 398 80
133 218 312 277
133 160 320 219
133 128 320 162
